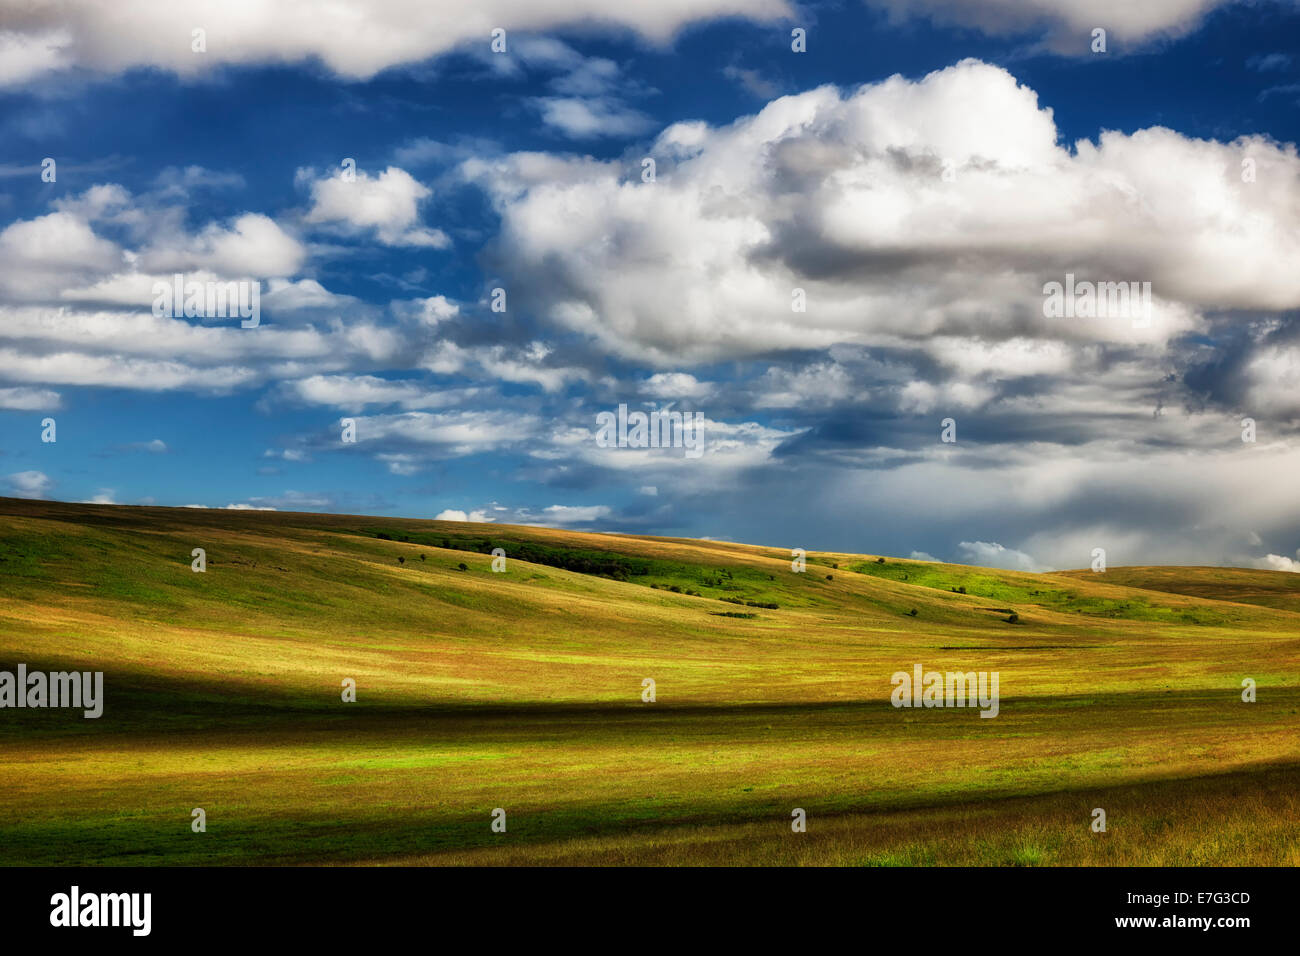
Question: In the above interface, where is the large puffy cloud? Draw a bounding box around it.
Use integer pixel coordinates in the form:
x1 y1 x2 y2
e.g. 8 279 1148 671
0 0 791 86
1257 551 1300 572
455 57 1300 568
301 166 449 248
472 60 1300 369
0 211 124 301
139 212 306 278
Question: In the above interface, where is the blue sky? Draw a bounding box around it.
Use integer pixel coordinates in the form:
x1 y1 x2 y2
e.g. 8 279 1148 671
2 0 1300 571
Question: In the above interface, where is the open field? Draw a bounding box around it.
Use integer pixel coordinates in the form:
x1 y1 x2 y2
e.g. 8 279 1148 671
0 497 1296 865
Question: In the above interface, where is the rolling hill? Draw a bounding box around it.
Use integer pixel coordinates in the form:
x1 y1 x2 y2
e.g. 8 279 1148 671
0 497 1296 865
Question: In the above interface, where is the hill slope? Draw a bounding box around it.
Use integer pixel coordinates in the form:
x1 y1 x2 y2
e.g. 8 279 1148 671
0 497 1296 865
1056 565 1300 614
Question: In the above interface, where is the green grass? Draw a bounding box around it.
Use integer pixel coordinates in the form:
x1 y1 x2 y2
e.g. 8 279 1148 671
846 558 1234 625
358 527 796 606
0 496 1297 866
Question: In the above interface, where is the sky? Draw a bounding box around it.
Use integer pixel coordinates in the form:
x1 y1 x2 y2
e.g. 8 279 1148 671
1 0 1299 571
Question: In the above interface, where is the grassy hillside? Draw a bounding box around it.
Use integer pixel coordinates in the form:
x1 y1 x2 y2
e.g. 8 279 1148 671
0 497 1296 865
1055 565 1300 614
